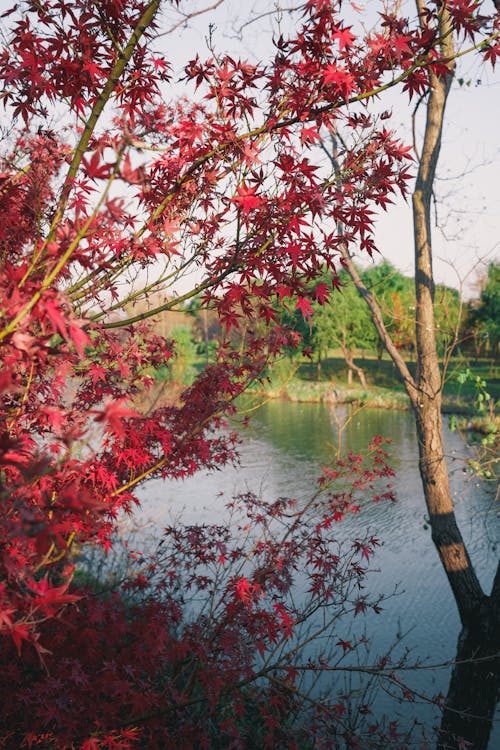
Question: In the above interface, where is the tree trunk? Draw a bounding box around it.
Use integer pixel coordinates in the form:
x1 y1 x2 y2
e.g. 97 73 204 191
438 587 500 750
341 345 367 387
334 2 500 745
411 2 486 623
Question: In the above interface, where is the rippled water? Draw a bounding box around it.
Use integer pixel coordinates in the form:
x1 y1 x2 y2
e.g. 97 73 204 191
137 400 500 745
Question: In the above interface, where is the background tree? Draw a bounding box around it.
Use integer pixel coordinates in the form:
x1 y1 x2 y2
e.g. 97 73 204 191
311 270 376 386
467 261 500 361
361 261 416 359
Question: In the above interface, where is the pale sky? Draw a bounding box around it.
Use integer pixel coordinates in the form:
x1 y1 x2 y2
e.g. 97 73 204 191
156 0 500 298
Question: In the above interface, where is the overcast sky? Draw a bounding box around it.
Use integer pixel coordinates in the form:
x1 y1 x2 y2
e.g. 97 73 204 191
157 0 500 298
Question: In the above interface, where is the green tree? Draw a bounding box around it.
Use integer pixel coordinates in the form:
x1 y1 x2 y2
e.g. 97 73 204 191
312 272 376 386
361 261 416 359
434 283 461 358
468 262 500 360
169 324 197 384
362 263 460 360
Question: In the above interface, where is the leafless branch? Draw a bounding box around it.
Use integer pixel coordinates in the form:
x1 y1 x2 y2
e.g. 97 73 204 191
232 3 305 39
155 0 226 39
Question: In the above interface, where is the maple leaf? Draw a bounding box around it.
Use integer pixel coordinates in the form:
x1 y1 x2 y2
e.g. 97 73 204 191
121 154 146 184
322 64 356 98
232 183 265 214
44 298 68 337
336 638 352 653
354 598 368 616
94 400 141 439
69 321 91 357
332 26 356 50
43 407 65 436
10 622 31 655
314 281 330 305
276 284 292 301
286 241 302 266
89 362 107 386
83 60 102 81
82 739 101 750
0 606 15 630
152 56 169 72
240 140 262 166
299 125 321 146
483 43 500 68
31 575 80 615
234 576 259 609
273 603 295 638
82 151 112 181
295 296 313 321
11 332 35 354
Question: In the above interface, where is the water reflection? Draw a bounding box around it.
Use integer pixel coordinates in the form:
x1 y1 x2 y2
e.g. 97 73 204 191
137 401 500 746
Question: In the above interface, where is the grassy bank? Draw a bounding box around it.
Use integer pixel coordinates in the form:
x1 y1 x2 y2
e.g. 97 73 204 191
151 349 498 416
254 352 500 415
259 376 411 410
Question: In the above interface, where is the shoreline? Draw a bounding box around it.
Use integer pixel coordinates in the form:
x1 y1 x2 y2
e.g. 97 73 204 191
252 377 494 422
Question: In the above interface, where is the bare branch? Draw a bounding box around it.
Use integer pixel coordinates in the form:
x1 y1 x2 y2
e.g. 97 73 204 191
155 0 226 39
232 3 305 38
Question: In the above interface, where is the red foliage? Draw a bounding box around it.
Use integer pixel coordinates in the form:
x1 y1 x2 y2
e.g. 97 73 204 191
0 447 400 749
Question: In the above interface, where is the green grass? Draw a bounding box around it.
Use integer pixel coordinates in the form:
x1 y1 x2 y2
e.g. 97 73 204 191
257 351 500 412
160 346 499 413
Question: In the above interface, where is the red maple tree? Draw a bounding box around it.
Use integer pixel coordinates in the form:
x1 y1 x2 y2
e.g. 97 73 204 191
0 1 498 747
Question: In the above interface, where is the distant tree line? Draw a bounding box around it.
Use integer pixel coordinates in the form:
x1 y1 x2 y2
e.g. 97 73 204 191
127 260 499 387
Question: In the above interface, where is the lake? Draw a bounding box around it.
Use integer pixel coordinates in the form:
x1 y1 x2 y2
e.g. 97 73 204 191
136 400 500 746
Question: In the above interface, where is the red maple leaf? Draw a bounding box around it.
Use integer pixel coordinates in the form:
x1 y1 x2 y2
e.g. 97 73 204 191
332 26 356 50
82 151 112 181
314 281 330 305
295 296 313 321
232 183 265 214
94 400 141 439
322 64 356 97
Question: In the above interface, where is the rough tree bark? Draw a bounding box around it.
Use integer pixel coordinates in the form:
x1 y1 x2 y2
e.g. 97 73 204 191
337 3 500 747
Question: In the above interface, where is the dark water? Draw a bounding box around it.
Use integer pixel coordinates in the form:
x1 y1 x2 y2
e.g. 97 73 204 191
137 401 500 745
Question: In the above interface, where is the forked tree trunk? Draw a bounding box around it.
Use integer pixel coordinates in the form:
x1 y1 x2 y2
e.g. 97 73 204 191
339 344 367 387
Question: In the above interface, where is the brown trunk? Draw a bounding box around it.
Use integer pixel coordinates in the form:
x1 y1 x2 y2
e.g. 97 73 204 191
330 6 499 738
341 345 367 387
411 2 485 623
413 406 485 622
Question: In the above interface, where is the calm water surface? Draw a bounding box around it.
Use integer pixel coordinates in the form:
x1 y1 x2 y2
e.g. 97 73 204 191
137 401 500 745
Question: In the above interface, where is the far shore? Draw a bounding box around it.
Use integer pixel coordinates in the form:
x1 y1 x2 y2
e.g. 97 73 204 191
251 377 499 436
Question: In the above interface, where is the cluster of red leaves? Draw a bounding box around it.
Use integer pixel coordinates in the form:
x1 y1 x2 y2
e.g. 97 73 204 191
0 443 407 750
0 0 498 745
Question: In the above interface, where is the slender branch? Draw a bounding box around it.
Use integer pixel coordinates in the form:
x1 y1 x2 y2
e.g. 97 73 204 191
44 0 161 255
155 0 226 38
233 4 304 37
0 152 124 343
